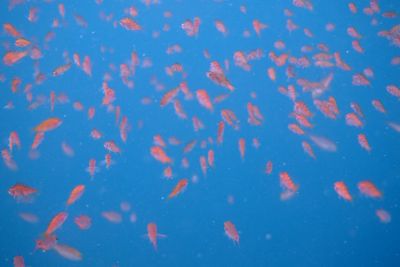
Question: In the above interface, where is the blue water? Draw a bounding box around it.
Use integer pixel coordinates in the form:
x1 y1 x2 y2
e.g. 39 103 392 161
1 0 400 266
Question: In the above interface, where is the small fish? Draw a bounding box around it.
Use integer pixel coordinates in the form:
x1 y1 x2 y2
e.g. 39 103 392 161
224 221 239 244
146 223 166 251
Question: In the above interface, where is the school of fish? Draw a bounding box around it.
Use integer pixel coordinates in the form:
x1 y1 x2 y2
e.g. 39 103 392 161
1 0 399 266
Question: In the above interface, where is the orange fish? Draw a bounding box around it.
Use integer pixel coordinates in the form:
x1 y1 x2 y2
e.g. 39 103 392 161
15 38 31 47
358 181 382 198
3 51 28 66
334 181 352 201
120 18 141 31
151 146 172 164
66 185 85 206
34 118 62 132
167 179 188 199
357 134 371 152
45 212 68 236
31 132 45 149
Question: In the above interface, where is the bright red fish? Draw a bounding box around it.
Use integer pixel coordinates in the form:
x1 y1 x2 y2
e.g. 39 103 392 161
167 179 188 199
45 212 68 236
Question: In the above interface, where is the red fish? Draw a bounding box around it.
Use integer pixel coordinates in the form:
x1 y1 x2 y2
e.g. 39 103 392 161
358 134 371 152
280 172 299 200
151 146 172 164
13 256 25 267
376 209 391 223
167 179 188 199
3 23 21 37
200 156 207 176
358 181 382 198
74 215 92 230
101 211 122 223
82 56 92 76
146 223 166 251
207 149 215 168
9 131 21 151
265 161 273 175
217 121 225 144
8 183 37 201
86 159 99 178
302 141 316 159
160 87 180 107
252 19 268 36
224 221 239 244
34 118 62 132
196 89 213 111
35 234 57 251
2 149 17 170
102 153 114 169
3 51 28 65
66 185 85 206
61 142 75 157
52 63 72 76
334 181 352 201
45 212 68 236
238 138 245 160
120 18 141 31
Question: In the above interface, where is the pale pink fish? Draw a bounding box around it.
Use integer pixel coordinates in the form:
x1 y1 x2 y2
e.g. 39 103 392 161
309 135 337 152
104 141 121 153
53 244 82 261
